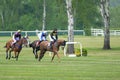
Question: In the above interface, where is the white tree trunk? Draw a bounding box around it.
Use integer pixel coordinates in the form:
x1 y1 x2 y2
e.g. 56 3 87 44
66 0 74 54
100 0 110 49
42 0 46 31
0 11 4 30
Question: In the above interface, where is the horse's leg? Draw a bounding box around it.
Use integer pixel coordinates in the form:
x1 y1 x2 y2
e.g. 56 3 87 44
8 50 12 60
51 51 60 62
38 50 46 61
14 51 17 58
16 52 20 61
36 46 40 59
33 48 38 59
32 47 35 54
56 52 60 62
33 48 36 57
35 48 38 59
36 49 38 59
6 48 9 59
51 52 56 62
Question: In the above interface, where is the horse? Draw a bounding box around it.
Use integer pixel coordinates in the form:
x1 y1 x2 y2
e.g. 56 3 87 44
29 40 40 59
38 39 66 62
4 37 29 61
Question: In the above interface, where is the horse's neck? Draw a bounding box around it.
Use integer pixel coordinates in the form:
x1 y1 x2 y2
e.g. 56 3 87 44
51 40 63 50
17 39 23 45
57 40 62 46
57 40 65 47
55 41 61 48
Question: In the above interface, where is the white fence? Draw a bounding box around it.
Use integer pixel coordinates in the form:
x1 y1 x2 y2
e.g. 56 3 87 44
0 30 85 36
91 28 120 36
91 28 104 36
110 30 120 36
0 29 120 36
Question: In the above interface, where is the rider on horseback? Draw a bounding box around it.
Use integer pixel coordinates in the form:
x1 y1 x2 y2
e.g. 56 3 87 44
36 31 47 47
12 30 21 47
12 30 21 48
49 28 58 49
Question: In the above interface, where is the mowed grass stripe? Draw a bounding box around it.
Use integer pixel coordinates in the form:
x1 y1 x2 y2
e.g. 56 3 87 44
0 36 120 80
0 57 120 80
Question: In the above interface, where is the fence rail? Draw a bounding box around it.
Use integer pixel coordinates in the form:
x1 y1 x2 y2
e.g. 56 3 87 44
0 29 120 36
91 28 120 36
0 30 85 36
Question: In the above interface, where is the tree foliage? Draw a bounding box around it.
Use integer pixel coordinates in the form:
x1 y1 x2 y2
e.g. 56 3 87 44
0 0 119 31
108 0 120 29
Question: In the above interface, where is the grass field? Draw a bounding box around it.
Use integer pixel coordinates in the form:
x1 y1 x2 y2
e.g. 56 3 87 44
0 36 120 80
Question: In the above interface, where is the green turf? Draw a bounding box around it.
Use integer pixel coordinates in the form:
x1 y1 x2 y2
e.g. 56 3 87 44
0 36 120 80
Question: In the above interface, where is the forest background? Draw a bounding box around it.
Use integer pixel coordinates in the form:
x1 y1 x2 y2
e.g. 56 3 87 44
0 0 120 33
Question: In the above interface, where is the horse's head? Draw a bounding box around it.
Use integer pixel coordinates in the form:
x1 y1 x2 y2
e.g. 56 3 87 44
22 36 29 47
62 40 67 46
55 39 66 50
57 39 66 46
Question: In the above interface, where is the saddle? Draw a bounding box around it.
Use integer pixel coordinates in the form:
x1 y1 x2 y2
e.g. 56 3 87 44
11 40 19 48
36 41 41 47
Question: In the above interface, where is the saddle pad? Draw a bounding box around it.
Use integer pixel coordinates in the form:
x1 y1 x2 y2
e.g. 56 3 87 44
36 42 39 45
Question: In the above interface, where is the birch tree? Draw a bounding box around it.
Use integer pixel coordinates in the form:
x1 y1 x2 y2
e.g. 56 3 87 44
100 0 111 49
42 0 46 31
0 9 4 30
66 0 74 54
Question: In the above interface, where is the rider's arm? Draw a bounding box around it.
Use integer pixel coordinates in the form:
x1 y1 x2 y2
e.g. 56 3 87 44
50 33 55 40
55 34 58 40
13 34 15 40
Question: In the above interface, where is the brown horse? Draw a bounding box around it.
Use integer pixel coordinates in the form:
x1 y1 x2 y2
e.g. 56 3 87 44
38 39 66 62
4 37 29 61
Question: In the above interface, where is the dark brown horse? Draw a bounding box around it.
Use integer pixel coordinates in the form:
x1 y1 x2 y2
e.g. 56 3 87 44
29 40 40 59
38 39 66 62
4 37 29 61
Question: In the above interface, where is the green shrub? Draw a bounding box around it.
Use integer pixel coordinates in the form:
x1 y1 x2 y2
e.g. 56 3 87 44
75 48 88 57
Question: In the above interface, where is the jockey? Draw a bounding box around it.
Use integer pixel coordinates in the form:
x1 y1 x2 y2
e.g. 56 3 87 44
36 31 47 47
12 30 21 47
49 28 58 48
